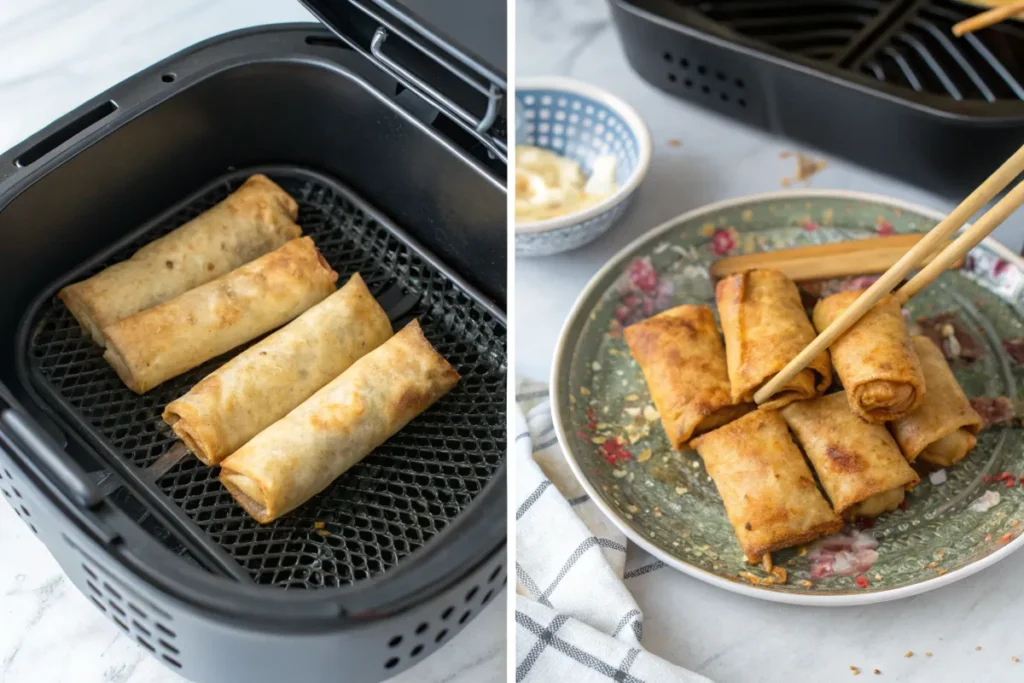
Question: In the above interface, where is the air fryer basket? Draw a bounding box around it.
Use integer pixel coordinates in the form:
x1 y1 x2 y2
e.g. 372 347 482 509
0 23 505 683
610 0 1024 197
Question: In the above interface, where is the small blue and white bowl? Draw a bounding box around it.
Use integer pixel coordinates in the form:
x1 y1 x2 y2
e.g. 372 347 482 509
515 77 652 257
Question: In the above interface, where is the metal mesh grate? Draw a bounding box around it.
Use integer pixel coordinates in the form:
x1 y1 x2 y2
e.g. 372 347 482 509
862 0 1024 101
680 0 1024 100
24 169 506 588
694 0 889 62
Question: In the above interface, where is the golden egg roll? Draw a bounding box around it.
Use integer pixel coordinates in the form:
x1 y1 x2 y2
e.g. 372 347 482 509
103 237 337 394
781 392 919 520
219 319 460 523
716 269 832 410
813 290 925 423
624 305 753 449
889 336 983 467
162 273 392 466
691 409 842 563
60 174 301 346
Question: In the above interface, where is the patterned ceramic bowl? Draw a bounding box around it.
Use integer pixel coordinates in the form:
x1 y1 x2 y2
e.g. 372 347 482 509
515 77 652 257
552 190 1024 606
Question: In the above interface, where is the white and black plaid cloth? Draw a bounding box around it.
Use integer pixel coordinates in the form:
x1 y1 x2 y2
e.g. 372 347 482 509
515 380 710 683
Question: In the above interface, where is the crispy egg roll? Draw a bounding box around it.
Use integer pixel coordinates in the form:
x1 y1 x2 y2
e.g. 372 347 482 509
60 174 301 346
103 237 337 394
716 269 832 409
624 305 753 449
691 409 842 562
781 392 919 520
162 273 392 466
889 336 983 467
219 320 459 523
813 290 925 423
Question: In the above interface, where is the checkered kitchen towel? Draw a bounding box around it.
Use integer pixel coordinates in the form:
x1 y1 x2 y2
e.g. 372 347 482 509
515 379 710 683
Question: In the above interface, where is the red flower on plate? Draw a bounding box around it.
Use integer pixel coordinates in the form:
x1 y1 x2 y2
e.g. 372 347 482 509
627 257 659 294
994 259 1011 277
800 217 818 232
876 218 894 236
600 437 633 465
711 228 736 255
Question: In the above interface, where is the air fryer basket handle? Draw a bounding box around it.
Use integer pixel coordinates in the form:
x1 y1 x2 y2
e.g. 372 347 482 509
0 402 102 508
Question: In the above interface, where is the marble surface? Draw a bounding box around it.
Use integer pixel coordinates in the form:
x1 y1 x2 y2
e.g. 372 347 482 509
516 1 1024 682
0 2 505 683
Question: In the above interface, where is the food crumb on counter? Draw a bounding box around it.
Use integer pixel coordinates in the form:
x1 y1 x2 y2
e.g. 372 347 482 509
873 670 880 675
780 151 827 186
668 139 681 147
904 651 913 658
976 646 982 651
850 665 860 675
925 652 932 657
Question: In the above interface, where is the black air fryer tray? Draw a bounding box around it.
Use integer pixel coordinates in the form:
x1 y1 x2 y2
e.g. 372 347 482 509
610 0 1024 197
0 13 505 683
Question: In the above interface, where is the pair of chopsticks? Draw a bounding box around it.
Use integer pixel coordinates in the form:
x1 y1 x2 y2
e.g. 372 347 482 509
753 143 1024 406
953 0 1024 36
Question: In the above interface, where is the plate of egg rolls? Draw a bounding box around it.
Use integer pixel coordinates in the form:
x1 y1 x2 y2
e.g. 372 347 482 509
57 174 460 524
552 190 1024 604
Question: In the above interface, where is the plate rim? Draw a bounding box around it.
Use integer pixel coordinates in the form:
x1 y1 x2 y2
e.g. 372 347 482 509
550 188 1024 606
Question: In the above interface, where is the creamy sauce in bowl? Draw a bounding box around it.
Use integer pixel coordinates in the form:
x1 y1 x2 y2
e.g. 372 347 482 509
515 146 618 224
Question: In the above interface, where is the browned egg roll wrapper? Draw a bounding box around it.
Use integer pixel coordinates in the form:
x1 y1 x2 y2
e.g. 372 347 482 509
691 409 842 563
60 174 301 346
781 392 919 520
623 305 753 449
103 237 338 394
162 273 392 466
813 290 926 423
716 269 832 410
219 320 460 523
889 336 983 467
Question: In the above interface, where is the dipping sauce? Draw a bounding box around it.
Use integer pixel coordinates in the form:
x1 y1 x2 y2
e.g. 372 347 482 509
515 145 618 223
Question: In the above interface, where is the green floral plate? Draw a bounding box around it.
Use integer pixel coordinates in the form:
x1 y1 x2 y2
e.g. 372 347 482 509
551 190 1024 605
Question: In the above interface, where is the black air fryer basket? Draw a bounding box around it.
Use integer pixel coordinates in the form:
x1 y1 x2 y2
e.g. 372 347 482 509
610 0 1024 197
0 2 506 682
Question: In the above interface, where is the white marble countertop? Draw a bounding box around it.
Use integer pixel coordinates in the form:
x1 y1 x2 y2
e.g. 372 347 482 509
0 2 504 683
516 1 1024 682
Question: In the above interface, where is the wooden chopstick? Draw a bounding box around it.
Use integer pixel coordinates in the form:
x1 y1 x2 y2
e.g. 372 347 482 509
953 0 1024 36
709 234 960 282
896 180 1024 304
752 142 1024 406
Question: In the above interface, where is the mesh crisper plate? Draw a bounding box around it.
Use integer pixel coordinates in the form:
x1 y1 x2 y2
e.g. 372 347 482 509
684 0 1024 102
21 168 506 589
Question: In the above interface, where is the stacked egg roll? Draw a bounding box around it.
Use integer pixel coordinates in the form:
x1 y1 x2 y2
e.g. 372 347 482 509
691 409 842 562
782 392 919 520
163 273 392 466
219 320 459 523
623 305 752 449
889 336 984 467
103 237 338 393
60 174 301 346
716 269 832 409
813 290 925 423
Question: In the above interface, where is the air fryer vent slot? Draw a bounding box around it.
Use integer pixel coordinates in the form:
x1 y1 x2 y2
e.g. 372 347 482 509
383 562 506 671
662 51 750 109
78 557 181 669
0 466 37 535
25 168 506 589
